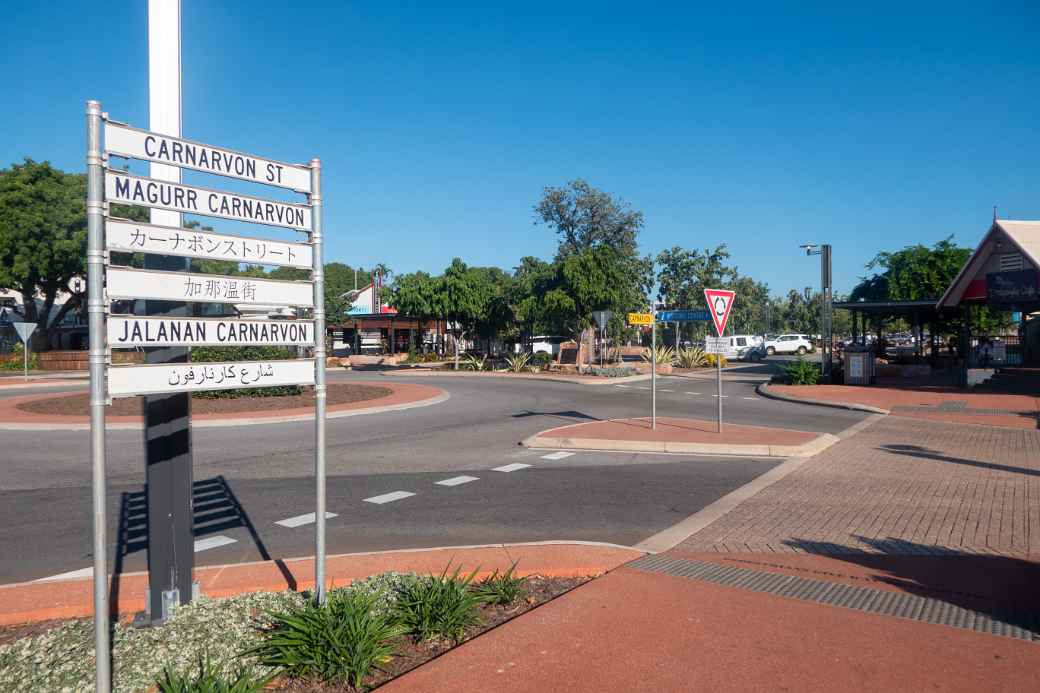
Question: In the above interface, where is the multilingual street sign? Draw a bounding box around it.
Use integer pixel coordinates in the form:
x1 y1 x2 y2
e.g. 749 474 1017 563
705 336 729 353
104 122 312 193
106 218 312 269
703 289 736 337
656 309 710 322
627 312 653 326
106 266 314 306
105 171 312 230
107 359 315 398
592 310 613 329
108 316 313 347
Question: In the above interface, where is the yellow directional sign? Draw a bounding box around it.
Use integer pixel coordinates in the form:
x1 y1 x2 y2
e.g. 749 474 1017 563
627 312 653 326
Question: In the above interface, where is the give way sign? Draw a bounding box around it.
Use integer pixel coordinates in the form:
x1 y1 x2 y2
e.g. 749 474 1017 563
703 288 736 336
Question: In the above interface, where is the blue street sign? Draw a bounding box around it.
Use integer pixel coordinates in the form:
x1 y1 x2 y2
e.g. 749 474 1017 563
656 309 710 322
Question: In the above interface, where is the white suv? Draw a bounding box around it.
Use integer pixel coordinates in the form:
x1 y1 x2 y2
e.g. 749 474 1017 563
764 334 814 356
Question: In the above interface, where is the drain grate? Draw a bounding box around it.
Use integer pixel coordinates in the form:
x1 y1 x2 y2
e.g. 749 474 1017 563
628 554 1040 642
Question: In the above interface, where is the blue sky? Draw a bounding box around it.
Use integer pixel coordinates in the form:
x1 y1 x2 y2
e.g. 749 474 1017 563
2 1 1038 296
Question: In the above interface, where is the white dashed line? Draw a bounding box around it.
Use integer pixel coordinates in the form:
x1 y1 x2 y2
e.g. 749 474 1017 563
493 463 531 473
275 511 338 528
35 567 93 582
660 389 674 392
686 392 701 395
712 395 729 398
742 396 758 400
436 475 480 487
194 535 237 552
541 451 575 460
635 386 650 390
363 491 416 505
615 384 630 388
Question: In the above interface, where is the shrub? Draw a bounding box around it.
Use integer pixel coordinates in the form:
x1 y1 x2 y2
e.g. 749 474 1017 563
248 589 404 688
156 656 273 693
460 354 487 371
676 347 708 369
505 352 531 373
784 357 820 385
0 343 37 371
393 566 486 643
704 353 728 368
190 345 302 399
588 366 638 378
531 351 553 367
473 563 526 605
641 345 675 365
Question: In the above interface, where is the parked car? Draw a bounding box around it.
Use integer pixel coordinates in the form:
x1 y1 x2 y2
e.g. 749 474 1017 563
764 334 814 356
522 335 571 357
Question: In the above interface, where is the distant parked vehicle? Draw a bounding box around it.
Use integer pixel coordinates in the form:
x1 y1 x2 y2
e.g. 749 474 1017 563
523 335 570 357
764 334 814 356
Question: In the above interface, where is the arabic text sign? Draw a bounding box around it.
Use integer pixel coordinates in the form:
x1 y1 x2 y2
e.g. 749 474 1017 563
106 219 312 269
105 171 312 230
107 359 314 398
656 309 710 322
105 122 312 193
627 312 653 326
106 267 314 306
108 317 313 347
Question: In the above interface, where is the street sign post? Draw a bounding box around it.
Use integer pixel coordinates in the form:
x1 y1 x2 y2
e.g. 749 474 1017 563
592 310 613 365
87 93 324 689
704 289 736 433
656 309 709 322
704 336 728 353
12 321 36 381
627 312 653 326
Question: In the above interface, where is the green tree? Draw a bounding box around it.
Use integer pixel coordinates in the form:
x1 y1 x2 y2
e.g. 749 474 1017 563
439 258 492 368
0 159 87 347
386 270 439 352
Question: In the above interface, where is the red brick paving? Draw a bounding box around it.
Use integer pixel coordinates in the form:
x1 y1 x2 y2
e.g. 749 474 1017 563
535 416 818 446
385 567 1040 693
678 416 1040 556
772 383 1039 429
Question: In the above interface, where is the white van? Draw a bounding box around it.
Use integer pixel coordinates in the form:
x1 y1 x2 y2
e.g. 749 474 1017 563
520 335 571 357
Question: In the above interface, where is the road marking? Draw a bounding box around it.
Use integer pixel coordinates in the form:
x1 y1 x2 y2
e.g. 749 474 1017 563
194 535 237 552
493 463 531 473
712 395 729 398
742 396 758 400
364 490 416 504
275 511 338 528
615 384 630 388
635 386 650 390
35 567 93 582
541 451 574 460
436 475 480 487
686 392 701 395
660 388 674 392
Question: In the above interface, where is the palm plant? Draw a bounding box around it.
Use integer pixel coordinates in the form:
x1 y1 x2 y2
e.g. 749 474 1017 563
504 352 531 373
460 354 487 371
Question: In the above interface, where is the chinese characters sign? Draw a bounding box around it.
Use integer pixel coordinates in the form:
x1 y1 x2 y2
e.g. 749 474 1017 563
107 219 312 269
107 359 315 398
106 267 314 306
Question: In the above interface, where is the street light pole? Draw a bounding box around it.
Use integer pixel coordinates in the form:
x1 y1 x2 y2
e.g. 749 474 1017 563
800 244 833 382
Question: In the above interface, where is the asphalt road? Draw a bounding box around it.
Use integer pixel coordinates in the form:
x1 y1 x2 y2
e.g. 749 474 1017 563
0 369 865 583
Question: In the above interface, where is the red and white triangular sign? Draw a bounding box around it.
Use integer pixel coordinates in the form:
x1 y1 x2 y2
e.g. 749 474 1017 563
704 288 736 336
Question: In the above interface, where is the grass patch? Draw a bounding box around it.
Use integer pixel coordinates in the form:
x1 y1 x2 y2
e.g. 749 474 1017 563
473 562 526 605
393 566 487 643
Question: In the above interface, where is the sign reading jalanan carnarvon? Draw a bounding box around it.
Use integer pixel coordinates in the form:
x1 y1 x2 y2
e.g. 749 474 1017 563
108 317 314 347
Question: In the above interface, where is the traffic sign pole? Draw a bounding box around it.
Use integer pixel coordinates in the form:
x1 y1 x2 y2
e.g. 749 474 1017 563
704 289 737 435
311 159 328 606
86 99 110 693
651 309 656 430
716 340 722 433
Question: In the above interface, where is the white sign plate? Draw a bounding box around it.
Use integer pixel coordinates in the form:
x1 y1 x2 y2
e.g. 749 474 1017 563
108 317 313 347
106 218 312 269
13 322 37 344
106 267 314 306
105 171 312 230
705 337 729 353
107 359 314 398
104 122 312 193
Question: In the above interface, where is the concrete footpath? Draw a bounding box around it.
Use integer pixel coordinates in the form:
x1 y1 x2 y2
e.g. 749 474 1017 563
387 414 1040 691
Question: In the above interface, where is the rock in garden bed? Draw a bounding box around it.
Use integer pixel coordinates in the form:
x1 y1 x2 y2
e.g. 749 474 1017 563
16 383 393 417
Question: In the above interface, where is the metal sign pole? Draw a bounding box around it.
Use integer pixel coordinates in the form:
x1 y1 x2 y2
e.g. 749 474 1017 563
716 339 722 433
651 311 656 430
86 99 111 693
310 159 327 605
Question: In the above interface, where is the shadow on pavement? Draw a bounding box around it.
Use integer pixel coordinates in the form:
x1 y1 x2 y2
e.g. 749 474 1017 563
877 443 1040 477
511 410 600 422
783 536 1040 632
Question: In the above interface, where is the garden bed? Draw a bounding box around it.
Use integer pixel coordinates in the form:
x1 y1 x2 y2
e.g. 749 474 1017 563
0 570 590 693
16 383 393 417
